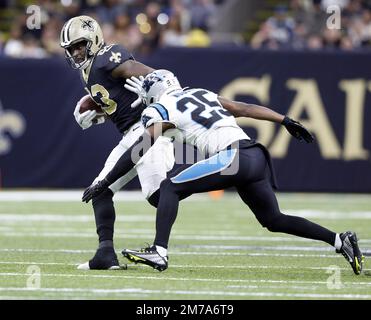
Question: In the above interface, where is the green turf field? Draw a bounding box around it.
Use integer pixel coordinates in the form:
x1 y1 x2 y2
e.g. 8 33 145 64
0 192 370 300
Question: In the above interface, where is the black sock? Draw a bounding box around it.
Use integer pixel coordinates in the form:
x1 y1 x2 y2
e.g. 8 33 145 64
154 181 180 249
99 240 114 249
92 188 115 243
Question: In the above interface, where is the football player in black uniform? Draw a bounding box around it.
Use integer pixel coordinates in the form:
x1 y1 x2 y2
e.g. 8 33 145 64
60 16 175 270
82 70 364 275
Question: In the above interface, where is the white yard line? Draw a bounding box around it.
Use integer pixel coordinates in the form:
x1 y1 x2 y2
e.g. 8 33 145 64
0 261 363 272
0 191 208 202
0 247 359 257
285 210 371 219
183 245 332 251
0 248 96 254
0 272 370 286
0 286 370 299
0 191 144 202
2 224 371 244
0 295 95 300
2 247 370 257
1 231 371 247
0 191 370 203
2 210 371 221
0 214 154 222
0 261 76 266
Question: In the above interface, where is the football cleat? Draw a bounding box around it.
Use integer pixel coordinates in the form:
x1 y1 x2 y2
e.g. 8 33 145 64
77 247 122 270
122 245 168 271
336 231 364 275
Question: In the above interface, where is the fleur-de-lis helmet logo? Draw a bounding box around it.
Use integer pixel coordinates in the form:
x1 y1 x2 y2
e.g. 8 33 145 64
81 19 94 31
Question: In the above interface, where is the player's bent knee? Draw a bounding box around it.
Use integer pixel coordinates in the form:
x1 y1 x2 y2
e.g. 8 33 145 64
147 190 160 208
159 178 177 194
261 213 286 232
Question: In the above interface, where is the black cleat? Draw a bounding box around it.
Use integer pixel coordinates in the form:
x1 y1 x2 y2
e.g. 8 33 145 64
122 245 168 271
77 247 121 270
336 231 364 275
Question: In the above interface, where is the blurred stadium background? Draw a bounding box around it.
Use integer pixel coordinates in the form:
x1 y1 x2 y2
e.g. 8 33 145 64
0 0 370 300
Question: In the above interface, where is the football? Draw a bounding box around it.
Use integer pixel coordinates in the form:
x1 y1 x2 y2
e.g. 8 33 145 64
79 95 104 114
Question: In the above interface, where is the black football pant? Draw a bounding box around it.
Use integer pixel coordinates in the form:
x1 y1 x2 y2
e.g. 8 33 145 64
154 144 336 249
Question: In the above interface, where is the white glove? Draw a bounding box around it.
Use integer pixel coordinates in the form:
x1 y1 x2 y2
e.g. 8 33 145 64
124 75 147 108
73 95 98 130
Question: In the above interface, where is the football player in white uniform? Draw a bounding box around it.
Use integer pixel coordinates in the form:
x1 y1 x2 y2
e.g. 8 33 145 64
82 70 364 275
60 17 174 270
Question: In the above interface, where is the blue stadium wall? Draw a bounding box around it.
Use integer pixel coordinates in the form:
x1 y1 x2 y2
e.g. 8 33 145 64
0 48 370 192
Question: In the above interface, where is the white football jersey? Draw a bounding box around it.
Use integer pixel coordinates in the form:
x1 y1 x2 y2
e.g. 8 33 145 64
141 88 250 155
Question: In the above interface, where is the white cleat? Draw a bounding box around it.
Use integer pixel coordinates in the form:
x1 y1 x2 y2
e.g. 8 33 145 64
77 262 90 270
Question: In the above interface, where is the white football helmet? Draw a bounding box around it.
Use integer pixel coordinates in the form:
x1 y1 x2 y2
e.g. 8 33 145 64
60 15 104 69
143 69 182 105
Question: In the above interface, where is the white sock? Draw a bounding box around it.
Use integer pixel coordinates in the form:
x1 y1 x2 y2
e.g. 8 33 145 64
155 245 168 258
334 233 342 250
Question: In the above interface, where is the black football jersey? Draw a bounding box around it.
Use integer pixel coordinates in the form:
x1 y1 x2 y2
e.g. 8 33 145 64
80 44 145 134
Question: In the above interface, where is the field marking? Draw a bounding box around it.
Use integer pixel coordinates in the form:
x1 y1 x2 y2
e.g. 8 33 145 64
1 223 371 244
285 210 371 219
1 231 371 247
0 295 99 300
0 248 338 257
2 210 371 221
1 247 369 258
0 242 334 252
1 261 366 272
0 190 370 203
0 226 243 236
0 248 97 254
0 272 370 286
0 191 207 202
184 245 330 252
0 286 370 299
0 214 154 222
0 191 146 202
0 261 76 266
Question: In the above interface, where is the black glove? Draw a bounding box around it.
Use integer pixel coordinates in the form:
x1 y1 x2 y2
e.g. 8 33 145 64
281 116 314 143
82 178 110 203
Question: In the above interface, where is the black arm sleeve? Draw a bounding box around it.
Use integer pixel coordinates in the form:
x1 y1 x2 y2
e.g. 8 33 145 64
105 132 155 184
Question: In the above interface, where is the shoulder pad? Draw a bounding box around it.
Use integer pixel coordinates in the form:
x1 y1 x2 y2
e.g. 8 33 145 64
94 44 133 72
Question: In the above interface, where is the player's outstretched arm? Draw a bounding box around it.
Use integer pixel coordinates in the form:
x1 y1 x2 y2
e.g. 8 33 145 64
218 96 284 123
218 96 314 143
82 122 174 203
82 132 154 203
